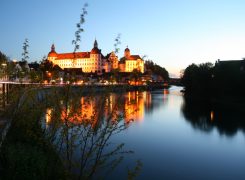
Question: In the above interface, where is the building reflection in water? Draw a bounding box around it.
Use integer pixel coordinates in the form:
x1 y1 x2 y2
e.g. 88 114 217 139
45 108 52 125
124 91 144 123
44 90 169 128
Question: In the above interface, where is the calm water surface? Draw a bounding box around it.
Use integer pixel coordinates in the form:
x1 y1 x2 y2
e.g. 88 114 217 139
109 86 245 180
45 86 245 179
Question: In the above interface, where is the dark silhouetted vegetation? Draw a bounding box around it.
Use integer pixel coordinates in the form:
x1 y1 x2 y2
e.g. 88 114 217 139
145 60 169 81
0 51 8 64
181 63 213 96
212 60 245 96
181 60 245 99
40 58 62 82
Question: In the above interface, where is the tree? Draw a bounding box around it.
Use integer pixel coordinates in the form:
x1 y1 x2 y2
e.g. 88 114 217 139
40 58 54 81
145 60 169 81
0 51 8 64
130 69 141 85
72 3 88 58
114 34 121 54
0 51 9 79
182 62 213 95
21 38 29 62
18 38 30 81
110 68 120 83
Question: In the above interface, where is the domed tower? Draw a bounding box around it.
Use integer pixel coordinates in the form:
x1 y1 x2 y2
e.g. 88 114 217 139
48 44 58 62
124 46 131 58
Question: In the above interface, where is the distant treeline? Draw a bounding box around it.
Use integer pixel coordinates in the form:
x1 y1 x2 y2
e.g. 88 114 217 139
181 60 245 98
145 60 169 80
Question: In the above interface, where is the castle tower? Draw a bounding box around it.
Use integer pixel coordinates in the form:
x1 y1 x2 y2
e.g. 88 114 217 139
124 46 131 58
51 44 55 52
47 44 58 62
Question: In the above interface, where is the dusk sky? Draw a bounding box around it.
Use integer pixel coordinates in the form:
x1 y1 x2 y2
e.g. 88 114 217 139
1 0 245 77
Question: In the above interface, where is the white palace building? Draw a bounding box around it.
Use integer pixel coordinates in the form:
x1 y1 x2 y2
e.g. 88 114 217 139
47 40 144 73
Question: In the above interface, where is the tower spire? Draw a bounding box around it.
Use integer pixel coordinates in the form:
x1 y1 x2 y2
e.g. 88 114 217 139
51 44 55 52
94 39 98 48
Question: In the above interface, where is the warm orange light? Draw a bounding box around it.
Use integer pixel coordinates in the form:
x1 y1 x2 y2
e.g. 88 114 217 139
77 80 84 85
124 91 144 123
210 111 214 121
164 89 169 94
46 108 52 124
44 91 150 128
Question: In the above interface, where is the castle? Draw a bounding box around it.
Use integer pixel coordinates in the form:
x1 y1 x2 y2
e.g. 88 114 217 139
47 40 144 73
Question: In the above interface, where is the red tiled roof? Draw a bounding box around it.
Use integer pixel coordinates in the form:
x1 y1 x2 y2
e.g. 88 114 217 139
130 55 141 60
55 52 91 60
125 55 142 60
119 55 142 64
91 47 101 54
48 51 58 57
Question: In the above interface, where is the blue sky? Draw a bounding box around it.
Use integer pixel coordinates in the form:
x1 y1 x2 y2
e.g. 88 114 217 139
1 0 245 77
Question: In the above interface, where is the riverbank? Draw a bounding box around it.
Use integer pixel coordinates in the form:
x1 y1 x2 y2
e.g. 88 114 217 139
0 97 68 179
44 83 170 93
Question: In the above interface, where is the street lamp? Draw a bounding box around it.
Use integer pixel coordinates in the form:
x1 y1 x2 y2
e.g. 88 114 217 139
1 63 7 81
46 71 52 83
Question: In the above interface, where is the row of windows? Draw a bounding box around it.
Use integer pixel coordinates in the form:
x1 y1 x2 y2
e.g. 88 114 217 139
76 59 100 62
127 64 136 67
83 67 100 70
58 63 102 66
57 62 102 66
59 64 101 68
57 59 101 63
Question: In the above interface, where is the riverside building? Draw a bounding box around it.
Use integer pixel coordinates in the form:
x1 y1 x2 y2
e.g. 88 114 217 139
47 40 144 73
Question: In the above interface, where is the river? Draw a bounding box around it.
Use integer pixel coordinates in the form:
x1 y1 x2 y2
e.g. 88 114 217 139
45 86 245 179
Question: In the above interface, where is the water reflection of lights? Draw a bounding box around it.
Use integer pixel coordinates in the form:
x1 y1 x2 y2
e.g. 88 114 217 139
163 89 169 101
46 108 52 124
125 91 144 122
45 91 157 126
210 111 214 122
163 89 169 95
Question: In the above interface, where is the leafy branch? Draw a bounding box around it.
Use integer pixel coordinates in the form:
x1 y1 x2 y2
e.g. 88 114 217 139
72 3 88 54
114 34 121 54
21 38 29 62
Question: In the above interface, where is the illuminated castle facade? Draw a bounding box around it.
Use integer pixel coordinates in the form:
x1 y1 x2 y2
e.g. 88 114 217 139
119 47 144 73
47 40 144 73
